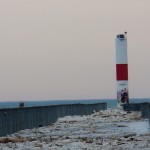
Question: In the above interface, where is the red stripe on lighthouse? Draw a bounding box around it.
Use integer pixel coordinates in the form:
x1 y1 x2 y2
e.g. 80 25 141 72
116 64 128 80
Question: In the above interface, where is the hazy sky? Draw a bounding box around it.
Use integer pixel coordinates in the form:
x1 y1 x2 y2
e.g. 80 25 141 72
0 0 150 101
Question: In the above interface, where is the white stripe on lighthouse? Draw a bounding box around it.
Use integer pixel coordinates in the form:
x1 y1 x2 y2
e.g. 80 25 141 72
116 36 128 64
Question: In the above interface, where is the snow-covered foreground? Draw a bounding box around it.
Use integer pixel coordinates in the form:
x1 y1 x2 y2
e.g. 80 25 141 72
0 109 150 150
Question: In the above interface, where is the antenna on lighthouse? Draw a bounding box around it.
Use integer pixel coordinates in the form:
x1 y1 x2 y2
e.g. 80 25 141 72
115 32 129 107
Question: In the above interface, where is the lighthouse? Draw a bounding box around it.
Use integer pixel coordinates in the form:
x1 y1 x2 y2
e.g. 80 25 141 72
116 32 129 107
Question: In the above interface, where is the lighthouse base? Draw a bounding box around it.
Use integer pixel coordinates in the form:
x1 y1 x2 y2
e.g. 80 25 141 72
117 81 129 107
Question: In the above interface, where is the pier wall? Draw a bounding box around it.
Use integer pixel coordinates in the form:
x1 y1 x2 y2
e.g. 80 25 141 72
123 103 141 111
149 104 150 124
141 103 149 119
123 102 150 123
0 103 107 137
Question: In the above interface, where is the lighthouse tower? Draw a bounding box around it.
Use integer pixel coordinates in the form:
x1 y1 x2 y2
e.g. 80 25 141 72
116 33 129 107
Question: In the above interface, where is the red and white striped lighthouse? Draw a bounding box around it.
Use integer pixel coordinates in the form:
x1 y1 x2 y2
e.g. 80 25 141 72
116 33 129 107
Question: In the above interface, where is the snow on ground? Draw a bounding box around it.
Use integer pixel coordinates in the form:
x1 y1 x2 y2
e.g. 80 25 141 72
0 109 150 150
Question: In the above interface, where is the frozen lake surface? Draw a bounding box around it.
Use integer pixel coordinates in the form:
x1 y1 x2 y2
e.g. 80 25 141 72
123 120 150 135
